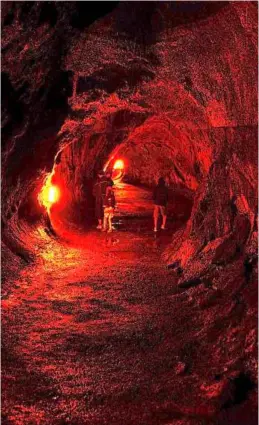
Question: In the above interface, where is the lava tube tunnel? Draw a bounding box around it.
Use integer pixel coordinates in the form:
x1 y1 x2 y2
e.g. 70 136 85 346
1 2 258 425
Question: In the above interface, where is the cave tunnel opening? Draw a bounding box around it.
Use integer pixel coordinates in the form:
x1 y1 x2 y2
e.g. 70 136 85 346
30 81 215 242
1 2 258 425
37 113 209 244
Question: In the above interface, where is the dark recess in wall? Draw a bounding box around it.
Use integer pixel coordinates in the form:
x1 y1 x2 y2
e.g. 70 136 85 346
114 1 228 44
38 1 58 27
223 373 256 408
69 1 119 29
1 72 24 141
45 70 74 110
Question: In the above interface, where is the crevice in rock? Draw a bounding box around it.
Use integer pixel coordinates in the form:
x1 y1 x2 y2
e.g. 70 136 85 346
222 373 256 408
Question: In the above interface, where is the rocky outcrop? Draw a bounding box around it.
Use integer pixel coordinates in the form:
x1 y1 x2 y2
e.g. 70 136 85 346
165 126 257 280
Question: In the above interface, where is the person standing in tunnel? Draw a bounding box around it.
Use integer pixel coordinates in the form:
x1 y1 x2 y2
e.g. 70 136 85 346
105 170 114 188
93 170 105 229
102 186 116 233
93 170 114 229
153 177 168 232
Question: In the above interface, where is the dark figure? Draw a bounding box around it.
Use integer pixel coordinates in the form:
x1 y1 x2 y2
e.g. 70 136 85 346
102 186 116 233
93 170 114 229
93 171 105 229
105 171 114 187
102 171 114 199
153 177 168 232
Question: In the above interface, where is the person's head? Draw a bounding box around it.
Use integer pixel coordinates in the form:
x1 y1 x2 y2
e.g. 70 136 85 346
106 185 113 195
98 170 104 178
158 177 165 186
106 171 112 179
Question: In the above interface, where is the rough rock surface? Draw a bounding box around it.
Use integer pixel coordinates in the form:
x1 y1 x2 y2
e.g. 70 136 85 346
2 2 257 221
1 2 258 424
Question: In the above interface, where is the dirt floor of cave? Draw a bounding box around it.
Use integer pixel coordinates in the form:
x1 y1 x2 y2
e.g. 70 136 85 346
1 185 257 425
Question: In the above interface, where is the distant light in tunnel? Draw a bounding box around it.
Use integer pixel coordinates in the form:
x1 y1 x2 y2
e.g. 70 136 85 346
38 174 60 211
48 186 60 203
113 159 124 170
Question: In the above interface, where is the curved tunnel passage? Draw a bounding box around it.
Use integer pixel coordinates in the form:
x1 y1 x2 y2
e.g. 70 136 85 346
1 2 258 425
44 82 213 233
49 112 204 232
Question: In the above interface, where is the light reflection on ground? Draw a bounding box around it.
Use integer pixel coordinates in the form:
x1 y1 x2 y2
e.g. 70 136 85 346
2 184 246 425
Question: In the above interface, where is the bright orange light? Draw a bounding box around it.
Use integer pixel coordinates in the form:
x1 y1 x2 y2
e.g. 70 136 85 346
38 174 60 212
113 159 124 170
48 186 60 203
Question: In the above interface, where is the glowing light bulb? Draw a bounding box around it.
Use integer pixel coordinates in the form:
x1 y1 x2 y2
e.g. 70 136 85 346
113 159 124 170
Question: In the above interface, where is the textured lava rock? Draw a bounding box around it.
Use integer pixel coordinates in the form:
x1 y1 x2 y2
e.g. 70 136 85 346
2 2 257 226
1 2 258 422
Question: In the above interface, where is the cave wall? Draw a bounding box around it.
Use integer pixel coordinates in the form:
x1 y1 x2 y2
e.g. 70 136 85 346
165 125 257 269
1 1 258 270
1 1 119 223
50 1 257 240
1 4 258 420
